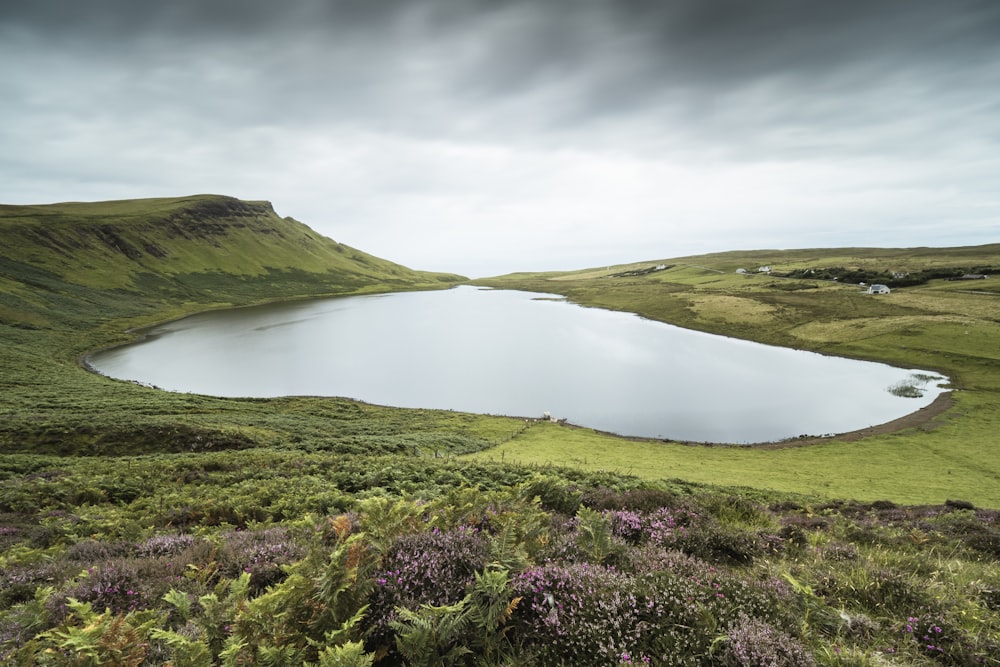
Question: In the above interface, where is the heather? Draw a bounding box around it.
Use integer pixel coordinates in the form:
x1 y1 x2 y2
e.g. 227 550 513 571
1 458 998 664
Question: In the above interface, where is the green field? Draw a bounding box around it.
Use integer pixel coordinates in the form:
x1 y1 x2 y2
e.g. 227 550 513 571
1 197 998 664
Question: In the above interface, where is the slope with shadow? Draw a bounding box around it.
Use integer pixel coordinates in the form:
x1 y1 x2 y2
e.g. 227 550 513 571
0 194 462 329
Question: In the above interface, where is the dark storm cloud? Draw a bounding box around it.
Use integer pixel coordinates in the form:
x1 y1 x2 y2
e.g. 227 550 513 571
2 0 998 274
7 0 999 140
619 0 1000 76
4 0 998 164
10 0 998 69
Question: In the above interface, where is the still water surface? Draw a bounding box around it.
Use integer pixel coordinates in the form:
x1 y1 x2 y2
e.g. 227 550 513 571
88 286 947 443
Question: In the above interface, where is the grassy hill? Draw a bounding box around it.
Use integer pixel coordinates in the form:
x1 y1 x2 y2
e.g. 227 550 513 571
0 195 511 458
0 194 462 325
1 208 998 665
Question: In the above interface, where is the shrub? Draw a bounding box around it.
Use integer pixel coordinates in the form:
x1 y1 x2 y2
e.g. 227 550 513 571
315 640 376 667
678 521 765 565
135 533 196 559
64 539 131 562
390 599 473 667
365 527 489 654
932 509 1000 558
20 600 159 666
574 507 625 565
607 507 690 547
0 584 56 655
712 575 799 635
699 494 773 528
534 513 589 564
0 525 20 553
604 506 766 564
945 499 976 511
821 541 859 562
719 614 816 667
895 613 1000 665
50 560 149 619
216 527 304 592
639 570 725 664
581 487 681 512
620 544 711 578
511 560 789 666
1 562 76 609
512 562 647 666
519 475 582 515
389 568 521 667
816 564 931 615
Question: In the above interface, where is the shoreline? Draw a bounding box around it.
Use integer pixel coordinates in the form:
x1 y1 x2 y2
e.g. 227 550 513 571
79 287 959 453
558 390 956 450
749 390 956 449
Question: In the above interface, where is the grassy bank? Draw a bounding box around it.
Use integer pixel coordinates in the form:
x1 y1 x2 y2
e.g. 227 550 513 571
467 246 1000 507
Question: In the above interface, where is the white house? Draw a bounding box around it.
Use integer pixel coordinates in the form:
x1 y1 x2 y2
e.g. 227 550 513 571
867 284 891 295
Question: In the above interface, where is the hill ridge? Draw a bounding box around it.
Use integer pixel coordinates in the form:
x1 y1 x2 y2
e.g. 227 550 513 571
0 194 463 304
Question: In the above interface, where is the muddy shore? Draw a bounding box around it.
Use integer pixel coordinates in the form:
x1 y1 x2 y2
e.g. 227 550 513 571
752 390 956 450
562 391 957 450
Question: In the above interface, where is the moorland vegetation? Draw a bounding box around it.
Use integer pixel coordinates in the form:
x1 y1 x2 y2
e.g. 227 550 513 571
0 196 997 665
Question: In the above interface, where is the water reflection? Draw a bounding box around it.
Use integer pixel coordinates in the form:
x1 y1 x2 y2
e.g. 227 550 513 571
88 286 947 443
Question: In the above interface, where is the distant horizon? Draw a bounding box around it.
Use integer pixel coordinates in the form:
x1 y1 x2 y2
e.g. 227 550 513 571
4 192 999 279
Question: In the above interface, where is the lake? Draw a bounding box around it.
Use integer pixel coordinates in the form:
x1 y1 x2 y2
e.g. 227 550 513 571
87 286 947 443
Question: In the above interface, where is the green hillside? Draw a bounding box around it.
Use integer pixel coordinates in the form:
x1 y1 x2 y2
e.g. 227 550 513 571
1 207 998 665
0 195 494 458
0 194 461 325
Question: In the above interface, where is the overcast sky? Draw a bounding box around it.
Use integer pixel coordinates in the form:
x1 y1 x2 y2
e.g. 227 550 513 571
2 1 998 277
